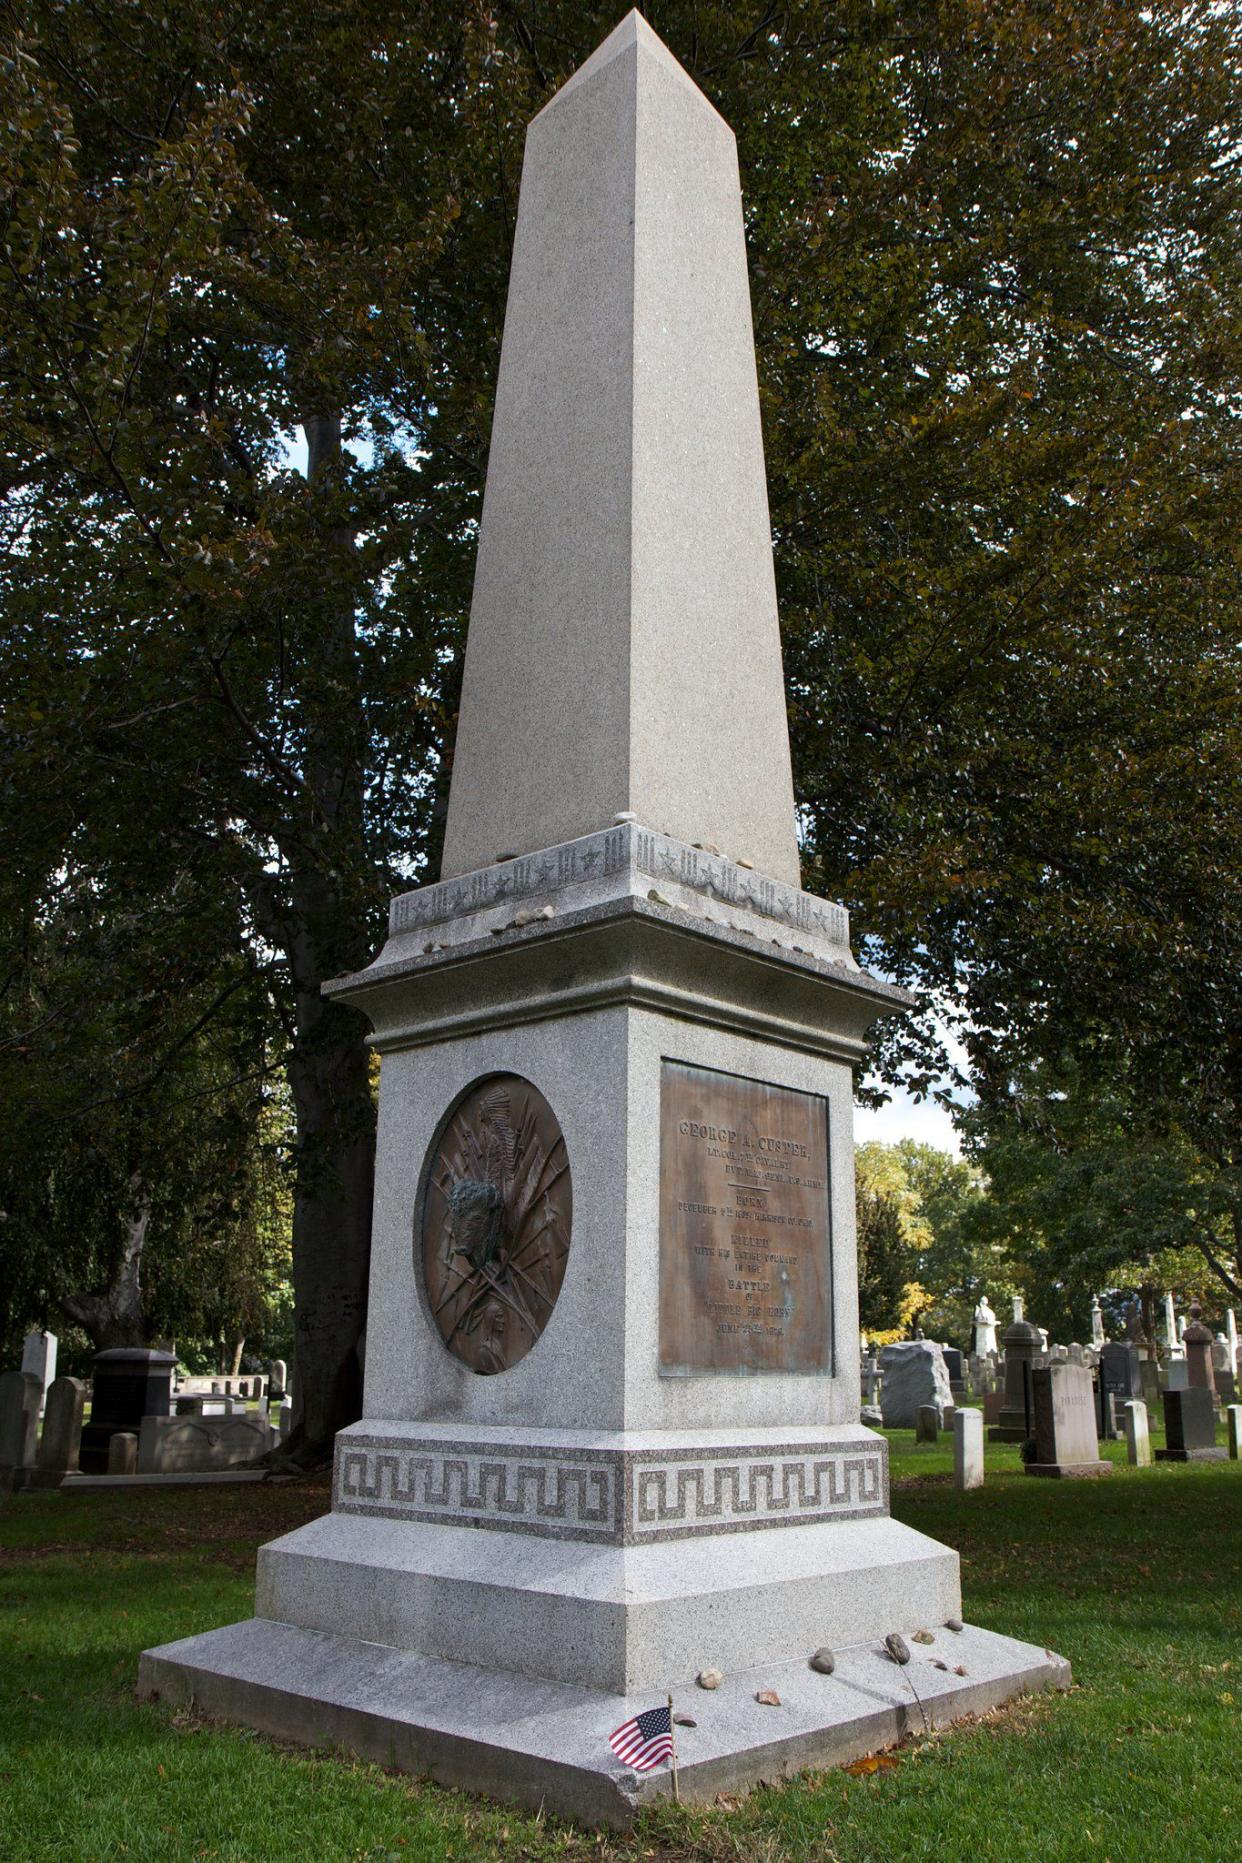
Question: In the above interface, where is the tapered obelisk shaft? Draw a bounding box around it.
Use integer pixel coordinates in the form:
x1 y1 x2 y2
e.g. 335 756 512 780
441 12 800 886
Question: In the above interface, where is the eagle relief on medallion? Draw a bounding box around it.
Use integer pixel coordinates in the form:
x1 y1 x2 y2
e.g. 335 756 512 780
418 1074 573 1374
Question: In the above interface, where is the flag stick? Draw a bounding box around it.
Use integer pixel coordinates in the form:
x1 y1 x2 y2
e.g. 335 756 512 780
668 1693 680 1801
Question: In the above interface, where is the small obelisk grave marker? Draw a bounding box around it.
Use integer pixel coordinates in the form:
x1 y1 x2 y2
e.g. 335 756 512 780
442 11 798 886
139 14 1069 1822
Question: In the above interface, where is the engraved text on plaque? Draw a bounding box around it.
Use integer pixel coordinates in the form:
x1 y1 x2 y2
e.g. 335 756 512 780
659 1061 831 1375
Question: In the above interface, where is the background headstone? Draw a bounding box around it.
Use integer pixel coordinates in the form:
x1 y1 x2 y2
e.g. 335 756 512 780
20 1329 57 1413
915 1404 939 1444
80 1348 177 1473
1026 1364 1111 1478
989 1315 1043 1442
878 1341 953 1427
138 1413 272 1474
1139 1357 1160 1411
0 1370 39 1486
37 1376 85 1476
1124 1399 1152 1468
1182 1306 1216 1396
1156 1387 1225 1462
1164 1291 1178 1351
1226 1405 1241 1460
1098 1342 1143 1399
953 1408 984 1491
107 1431 138 1475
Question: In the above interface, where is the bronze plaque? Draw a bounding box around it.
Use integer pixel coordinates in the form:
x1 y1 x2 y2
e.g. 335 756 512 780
418 1074 572 1375
659 1061 831 1376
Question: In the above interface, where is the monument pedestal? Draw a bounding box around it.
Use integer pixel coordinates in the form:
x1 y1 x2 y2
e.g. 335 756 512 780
140 831 1068 1817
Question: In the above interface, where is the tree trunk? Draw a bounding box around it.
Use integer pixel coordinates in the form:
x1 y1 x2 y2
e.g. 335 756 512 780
229 1337 246 1377
259 408 377 1469
61 1177 151 1351
283 982 374 1461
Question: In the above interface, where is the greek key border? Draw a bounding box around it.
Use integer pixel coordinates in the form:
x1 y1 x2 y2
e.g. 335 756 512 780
333 1434 888 1544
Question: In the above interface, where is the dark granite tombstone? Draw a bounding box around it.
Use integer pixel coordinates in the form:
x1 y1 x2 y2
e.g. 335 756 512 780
79 1348 177 1473
1097 1342 1141 1440
942 1346 967 1400
1025 1363 1111 1478
989 1317 1044 1442
1156 1386 1226 1462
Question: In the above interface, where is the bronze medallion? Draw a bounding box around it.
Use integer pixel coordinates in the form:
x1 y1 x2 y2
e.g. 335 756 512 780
419 1074 572 1374
659 1060 832 1376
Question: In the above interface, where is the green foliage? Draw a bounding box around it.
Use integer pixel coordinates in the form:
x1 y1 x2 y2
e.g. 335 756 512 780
963 1055 1238 1340
0 869 291 1369
854 1140 926 1335
2 2 1239 1408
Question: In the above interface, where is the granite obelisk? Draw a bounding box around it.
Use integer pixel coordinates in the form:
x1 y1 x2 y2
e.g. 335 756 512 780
140 15 1068 1823
443 13 798 884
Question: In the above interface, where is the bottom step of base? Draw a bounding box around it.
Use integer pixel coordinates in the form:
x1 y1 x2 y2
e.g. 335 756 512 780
138 1617 1070 1828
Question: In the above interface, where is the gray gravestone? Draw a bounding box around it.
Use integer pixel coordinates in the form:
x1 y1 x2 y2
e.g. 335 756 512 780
0 1370 39 1485
37 1376 85 1475
953 1408 984 1491
1182 1307 1216 1395
915 1404 939 1444
1156 1387 1226 1461
138 1413 272 1474
20 1328 57 1413
107 1431 138 1475
1124 1399 1152 1468
1026 1364 1111 1478
879 1341 953 1427
1139 1358 1160 1412
1226 1405 1241 1460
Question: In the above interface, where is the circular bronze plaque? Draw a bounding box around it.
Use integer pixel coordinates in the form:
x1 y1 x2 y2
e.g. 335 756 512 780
418 1074 572 1374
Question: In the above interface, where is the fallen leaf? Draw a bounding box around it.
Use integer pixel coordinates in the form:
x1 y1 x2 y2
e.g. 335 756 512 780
844 1752 899 1776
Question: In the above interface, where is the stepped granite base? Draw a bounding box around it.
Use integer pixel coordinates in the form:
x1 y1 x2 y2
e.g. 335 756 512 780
138 1617 1069 1827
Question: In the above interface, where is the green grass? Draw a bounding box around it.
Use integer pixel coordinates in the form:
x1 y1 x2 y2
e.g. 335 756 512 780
2 1431 1239 1863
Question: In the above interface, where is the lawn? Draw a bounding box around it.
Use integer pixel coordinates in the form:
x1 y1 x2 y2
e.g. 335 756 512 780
1 1429 1238 1863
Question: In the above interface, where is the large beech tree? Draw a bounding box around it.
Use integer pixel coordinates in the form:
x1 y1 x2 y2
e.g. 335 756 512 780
3 2 1239 1459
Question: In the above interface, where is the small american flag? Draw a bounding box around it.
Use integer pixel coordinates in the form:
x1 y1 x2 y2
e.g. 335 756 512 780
609 1702 674 1772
